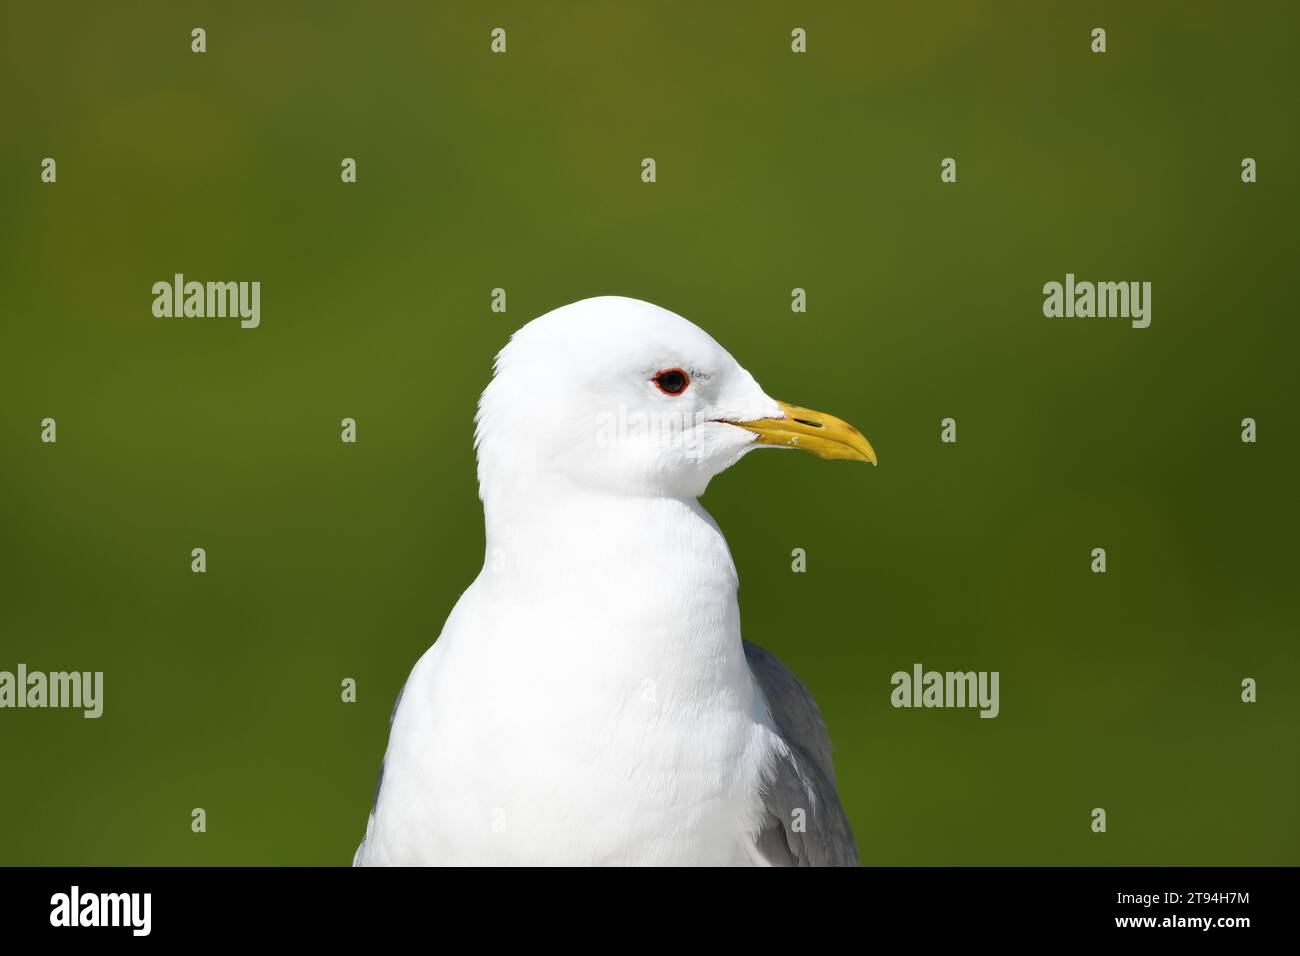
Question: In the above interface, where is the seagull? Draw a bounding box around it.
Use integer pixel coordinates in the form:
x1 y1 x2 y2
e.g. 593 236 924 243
354 296 875 866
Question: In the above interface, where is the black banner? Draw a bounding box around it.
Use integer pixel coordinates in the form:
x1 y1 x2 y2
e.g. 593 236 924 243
0 866 1291 942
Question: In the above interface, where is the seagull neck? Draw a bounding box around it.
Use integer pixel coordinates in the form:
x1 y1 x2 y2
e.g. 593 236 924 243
475 486 750 690
480 487 738 595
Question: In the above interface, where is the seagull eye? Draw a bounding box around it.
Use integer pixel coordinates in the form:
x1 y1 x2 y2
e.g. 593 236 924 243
652 368 690 396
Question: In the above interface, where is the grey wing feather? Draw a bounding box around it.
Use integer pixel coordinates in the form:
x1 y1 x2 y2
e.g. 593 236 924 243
744 640 859 866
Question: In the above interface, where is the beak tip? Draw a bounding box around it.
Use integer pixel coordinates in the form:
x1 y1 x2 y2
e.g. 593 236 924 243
743 400 876 467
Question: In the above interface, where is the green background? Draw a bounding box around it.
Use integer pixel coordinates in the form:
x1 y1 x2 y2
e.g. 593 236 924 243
1 1 1296 865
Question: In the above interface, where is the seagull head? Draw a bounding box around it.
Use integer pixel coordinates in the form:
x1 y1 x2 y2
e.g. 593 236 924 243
474 296 875 502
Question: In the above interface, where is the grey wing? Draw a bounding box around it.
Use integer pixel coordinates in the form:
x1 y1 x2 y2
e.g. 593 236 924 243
744 640 859 866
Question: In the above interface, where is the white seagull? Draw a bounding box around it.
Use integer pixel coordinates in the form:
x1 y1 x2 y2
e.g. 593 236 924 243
354 296 875 866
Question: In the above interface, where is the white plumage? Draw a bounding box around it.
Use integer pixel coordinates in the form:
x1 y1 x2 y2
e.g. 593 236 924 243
355 297 871 866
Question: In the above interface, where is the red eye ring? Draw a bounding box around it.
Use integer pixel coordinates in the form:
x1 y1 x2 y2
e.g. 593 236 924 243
652 368 690 396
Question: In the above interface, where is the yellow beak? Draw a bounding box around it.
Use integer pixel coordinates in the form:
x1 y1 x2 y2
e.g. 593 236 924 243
732 400 877 464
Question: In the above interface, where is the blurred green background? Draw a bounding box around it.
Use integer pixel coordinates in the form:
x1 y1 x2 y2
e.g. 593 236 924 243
1 1 1296 865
